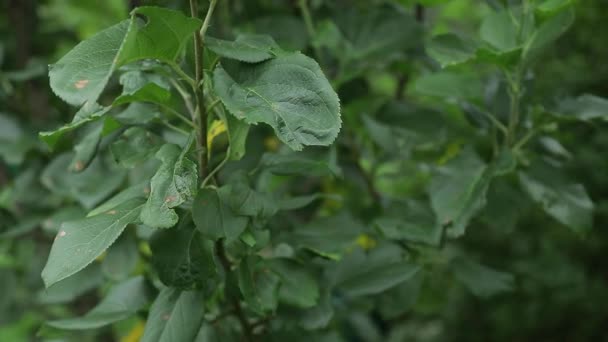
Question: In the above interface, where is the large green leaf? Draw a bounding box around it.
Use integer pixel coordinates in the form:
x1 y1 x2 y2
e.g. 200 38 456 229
414 71 483 101
37 264 103 304
41 198 144 287
452 257 514 298
141 288 205 342
374 201 442 246
192 187 248 242
48 20 130 106
49 7 200 106
150 215 216 288
329 244 420 297
206 34 279 63
39 103 110 148
46 276 150 329
552 94 608 121
140 142 197 229
101 232 138 280
213 52 341 151
429 148 498 237
519 164 594 233
238 256 280 315
111 127 162 168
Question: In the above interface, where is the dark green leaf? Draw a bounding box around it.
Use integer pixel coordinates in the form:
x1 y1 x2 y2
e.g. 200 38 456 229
206 34 279 63
192 188 248 242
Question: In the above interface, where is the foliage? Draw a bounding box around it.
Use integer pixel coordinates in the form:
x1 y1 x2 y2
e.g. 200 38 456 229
2 0 608 341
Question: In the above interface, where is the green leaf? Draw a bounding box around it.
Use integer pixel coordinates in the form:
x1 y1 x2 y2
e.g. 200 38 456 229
479 10 520 52
150 215 216 288
428 148 493 237
238 256 280 315
552 94 608 121
46 276 150 330
101 232 138 281
452 257 514 297
111 127 162 168
519 164 594 233
192 188 248 242
140 142 197 229
37 264 103 304
48 20 130 106
69 122 103 172
414 71 482 100
260 150 339 177
113 82 172 106
213 52 341 151
330 244 420 297
141 288 205 342
48 7 200 106
269 259 319 308
523 3 574 58
88 181 149 217
374 201 442 246
39 102 110 148
223 112 250 160
118 6 201 65
41 198 144 288
427 34 477 67
206 34 279 63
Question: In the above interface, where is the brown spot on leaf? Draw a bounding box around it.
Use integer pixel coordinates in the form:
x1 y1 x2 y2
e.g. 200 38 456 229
75 79 89 89
162 313 170 321
107 210 117 215
73 160 84 171
164 196 176 203
144 187 151 194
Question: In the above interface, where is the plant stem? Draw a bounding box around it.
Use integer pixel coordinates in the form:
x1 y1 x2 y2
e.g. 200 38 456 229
190 0 218 179
297 0 322 61
215 240 254 341
505 68 523 146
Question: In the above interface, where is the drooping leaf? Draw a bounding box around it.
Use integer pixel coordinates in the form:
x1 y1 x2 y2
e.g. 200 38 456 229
46 276 150 330
69 121 104 172
519 163 594 233
329 244 420 297
213 52 341 151
39 103 110 148
41 198 144 287
452 256 514 298
37 263 103 305
140 141 197 229
141 288 205 342
101 232 138 280
428 148 493 237
150 215 216 288
192 187 248 242
113 82 172 106
206 34 279 63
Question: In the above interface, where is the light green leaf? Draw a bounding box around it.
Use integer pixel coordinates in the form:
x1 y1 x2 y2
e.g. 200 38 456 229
192 187 248 242
429 148 493 237
206 34 279 63
213 52 341 151
140 142 197 229
141 288 205 342
479 10 520 52
46 276 150 330
452 257 514 297
330 244 420 297
41 198 144 287
150 215 216 288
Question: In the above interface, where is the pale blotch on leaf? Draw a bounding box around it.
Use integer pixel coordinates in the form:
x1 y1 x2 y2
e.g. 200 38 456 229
72 160 84 172
107 210 117 215
74 79 89 89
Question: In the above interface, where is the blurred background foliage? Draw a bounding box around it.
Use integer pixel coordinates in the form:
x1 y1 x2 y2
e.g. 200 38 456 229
1 0 607 341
